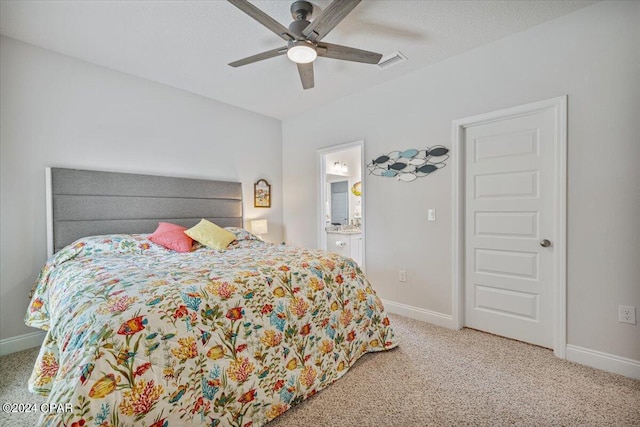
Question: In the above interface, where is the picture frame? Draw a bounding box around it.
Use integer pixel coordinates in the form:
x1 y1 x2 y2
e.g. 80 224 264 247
254 179 271 208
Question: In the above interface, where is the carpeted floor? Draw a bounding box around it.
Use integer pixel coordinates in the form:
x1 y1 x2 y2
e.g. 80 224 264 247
1 314 639 426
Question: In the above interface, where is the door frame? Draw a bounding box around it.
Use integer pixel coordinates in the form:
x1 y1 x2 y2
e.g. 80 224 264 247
451 96 567 358
317 140 366 271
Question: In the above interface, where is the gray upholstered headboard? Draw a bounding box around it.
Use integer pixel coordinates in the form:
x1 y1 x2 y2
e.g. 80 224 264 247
46 168 243 255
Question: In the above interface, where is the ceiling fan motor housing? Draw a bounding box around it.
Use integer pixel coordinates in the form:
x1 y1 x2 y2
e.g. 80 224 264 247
289 20 311 37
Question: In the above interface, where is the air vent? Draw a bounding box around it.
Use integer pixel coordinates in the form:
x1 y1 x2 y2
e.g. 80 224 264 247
377 51 407 70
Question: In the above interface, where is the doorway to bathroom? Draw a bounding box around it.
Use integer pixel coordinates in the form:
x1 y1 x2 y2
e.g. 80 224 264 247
317 140 365 271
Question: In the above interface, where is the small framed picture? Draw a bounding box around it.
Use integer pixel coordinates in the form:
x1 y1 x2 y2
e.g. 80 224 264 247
254 179 271 208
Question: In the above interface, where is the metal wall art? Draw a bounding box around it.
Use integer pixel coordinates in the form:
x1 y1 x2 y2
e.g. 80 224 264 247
367 146 449 182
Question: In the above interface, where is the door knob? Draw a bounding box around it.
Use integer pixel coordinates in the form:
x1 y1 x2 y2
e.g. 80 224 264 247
540 239 551 247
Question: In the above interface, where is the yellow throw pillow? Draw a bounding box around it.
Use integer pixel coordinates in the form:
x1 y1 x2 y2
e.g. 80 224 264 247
185 219 236 250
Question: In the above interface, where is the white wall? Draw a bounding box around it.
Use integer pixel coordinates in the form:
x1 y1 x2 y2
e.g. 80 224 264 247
0 37 283 344
282 0 640 367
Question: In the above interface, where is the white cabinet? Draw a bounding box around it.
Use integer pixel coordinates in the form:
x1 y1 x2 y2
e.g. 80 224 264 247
326 232 362 266
326 232 350 257
350 234 362 266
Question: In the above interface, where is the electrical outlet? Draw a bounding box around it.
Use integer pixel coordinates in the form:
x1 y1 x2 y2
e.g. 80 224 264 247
398 270 407 282
618 305 636 325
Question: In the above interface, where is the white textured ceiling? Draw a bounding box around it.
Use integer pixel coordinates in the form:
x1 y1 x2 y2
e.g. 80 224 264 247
0 0 596 119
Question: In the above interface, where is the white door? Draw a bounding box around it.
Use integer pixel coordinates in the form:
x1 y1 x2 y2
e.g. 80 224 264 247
463 102 563 349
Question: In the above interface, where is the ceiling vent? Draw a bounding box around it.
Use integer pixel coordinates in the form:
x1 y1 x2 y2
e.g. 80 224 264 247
377 51 407 70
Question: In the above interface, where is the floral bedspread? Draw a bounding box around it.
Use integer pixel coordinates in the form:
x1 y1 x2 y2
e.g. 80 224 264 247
26 229 397 427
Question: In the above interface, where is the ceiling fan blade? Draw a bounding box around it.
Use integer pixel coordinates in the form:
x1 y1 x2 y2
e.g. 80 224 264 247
302 0 361 41
297 62 314 90
317 42 382 64
229 47 287 67
227 0 296 41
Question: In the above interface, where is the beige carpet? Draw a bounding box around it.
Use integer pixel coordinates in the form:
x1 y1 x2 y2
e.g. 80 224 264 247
1 314 639 426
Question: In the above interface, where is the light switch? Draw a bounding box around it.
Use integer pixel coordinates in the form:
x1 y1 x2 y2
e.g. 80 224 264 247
428 209 436 221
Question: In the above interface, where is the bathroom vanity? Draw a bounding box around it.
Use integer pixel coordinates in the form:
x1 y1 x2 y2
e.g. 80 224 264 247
325 228 362 266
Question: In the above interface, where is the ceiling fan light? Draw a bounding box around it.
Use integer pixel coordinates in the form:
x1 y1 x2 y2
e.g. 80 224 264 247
287 42 317 64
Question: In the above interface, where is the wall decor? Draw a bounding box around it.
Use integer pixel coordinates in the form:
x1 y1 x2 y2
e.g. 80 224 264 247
351 181 362 196
254 179 271 208
367 146 449 182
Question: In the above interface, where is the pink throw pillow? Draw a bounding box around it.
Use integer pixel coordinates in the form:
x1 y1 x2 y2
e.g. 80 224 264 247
149 222 193 252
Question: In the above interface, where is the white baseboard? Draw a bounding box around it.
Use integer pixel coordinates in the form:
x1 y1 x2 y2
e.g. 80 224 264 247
0 331 46 356
566 344 640 380
382 299 456 329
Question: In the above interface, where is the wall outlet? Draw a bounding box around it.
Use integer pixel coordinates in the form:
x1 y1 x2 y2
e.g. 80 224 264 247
618 305 636 325
398 270 407 282
428 209 436 221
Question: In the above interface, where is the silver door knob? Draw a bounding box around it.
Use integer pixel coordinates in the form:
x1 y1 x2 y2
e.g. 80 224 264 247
540 239 551 247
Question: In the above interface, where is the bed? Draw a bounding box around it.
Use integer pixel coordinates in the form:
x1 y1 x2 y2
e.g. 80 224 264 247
26 168 397 427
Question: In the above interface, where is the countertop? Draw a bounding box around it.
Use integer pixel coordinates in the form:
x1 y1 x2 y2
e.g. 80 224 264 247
325 229 362 235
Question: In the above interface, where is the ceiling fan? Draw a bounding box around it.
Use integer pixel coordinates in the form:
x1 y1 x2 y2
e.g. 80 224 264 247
227 0 383 90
